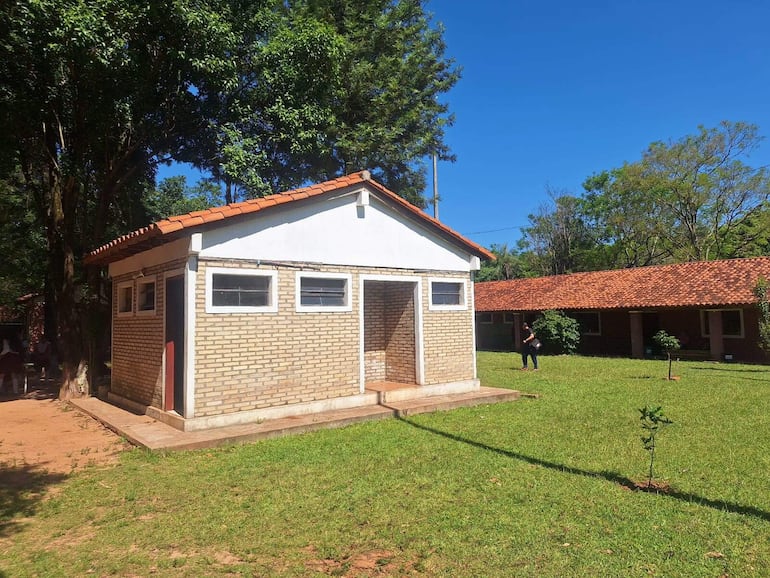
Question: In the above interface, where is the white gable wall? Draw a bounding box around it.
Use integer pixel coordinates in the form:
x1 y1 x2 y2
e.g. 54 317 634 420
198 188 476 272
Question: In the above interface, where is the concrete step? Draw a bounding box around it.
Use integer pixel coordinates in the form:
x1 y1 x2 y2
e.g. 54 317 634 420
386 387 521 417
71 386 524 451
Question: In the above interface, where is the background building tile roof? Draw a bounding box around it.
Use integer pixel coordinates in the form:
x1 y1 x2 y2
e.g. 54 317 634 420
475 257 770 312
85 171 493 265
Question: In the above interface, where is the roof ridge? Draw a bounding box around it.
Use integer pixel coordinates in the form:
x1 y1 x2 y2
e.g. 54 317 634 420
476 255 770 286
85 171 493 265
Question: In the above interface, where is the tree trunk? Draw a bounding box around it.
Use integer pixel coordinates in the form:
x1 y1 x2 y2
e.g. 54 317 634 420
46 172 88 400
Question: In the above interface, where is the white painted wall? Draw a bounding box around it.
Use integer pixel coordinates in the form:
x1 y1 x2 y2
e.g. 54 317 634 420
198 187 477 272
108 238 189 278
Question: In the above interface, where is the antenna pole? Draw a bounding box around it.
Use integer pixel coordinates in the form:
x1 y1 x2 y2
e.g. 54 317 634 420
432 153 439 220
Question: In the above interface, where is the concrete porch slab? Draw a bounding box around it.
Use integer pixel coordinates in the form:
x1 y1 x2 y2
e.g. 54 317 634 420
69 386 522 451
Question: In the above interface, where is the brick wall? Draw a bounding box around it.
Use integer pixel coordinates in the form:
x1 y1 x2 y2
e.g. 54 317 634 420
194 262 474 417
111 259 186 406
364 282 386 381
111 256 476 417
194 261 361 417
422 275 475 384
363 281 416 384
383 283 416 383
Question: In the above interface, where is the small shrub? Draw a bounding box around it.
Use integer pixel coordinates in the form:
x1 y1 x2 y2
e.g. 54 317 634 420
639 405 673 488
652 329 680 380
754 277 770 354
532 310 580 354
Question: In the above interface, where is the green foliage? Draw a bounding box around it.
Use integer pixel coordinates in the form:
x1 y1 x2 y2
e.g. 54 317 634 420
0 0 458 376
0 172 46 305
520 122 770 272
641 121 770 261
652 330 681 380
475 243 525 281
639 405 674 487
754 276 770 353
292 0 461 205
143 177 222 222
652 330 681 354
519 189 601 276
532 310 581 354
581 165 673 268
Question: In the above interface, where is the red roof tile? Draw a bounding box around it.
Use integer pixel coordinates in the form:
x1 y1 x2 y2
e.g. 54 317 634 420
85 171 494 265
475 257 770 311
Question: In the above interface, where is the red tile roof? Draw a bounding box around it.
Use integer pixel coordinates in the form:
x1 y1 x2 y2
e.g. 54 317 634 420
475 257 770 312
85 171 494 265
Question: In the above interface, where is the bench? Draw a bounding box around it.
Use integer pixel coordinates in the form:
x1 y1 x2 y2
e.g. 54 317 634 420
675 349 712 361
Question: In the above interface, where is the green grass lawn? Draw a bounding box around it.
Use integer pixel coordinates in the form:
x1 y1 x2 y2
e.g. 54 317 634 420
2 353 769 577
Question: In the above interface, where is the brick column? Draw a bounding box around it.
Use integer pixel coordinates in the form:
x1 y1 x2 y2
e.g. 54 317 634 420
708 310 724 361
512 313 522 351
629 311 644 359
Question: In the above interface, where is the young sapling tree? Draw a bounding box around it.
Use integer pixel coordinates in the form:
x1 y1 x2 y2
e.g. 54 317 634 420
639 405 673 488
653 329 681 380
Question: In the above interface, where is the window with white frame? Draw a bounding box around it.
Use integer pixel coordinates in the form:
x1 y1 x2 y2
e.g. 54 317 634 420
296 272 352 312
429 278 466 310
117 282 133 316
137 278 157 314
701 309 744 338
206 267 278 313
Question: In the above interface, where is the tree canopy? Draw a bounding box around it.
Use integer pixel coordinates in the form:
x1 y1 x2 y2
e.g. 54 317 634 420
517 122 770 276
0 0 459 396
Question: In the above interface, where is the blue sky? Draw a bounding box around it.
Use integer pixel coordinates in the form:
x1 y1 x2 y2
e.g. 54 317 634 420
431 0 770 249
160 0 770 251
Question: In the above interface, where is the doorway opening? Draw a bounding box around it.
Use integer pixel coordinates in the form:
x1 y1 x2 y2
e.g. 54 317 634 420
164 275 185 415
363 280 418 391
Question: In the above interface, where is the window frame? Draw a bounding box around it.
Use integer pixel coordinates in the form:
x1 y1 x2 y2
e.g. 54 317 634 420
136 276 157 316
700 309 744 339
117 281 134 317
295 272 352 313
428 278 467 311
503 312 514 324
205 267 278 314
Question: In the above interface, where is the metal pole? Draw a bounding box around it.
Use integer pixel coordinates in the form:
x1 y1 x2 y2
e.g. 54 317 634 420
432 153 439 220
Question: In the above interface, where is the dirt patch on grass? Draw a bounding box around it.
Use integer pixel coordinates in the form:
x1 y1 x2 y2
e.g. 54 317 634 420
0 382 130 481
303 545 421 576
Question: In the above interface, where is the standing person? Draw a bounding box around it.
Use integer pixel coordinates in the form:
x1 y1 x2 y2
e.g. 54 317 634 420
33 335 52 381
0 338 24 393
521 322 539 371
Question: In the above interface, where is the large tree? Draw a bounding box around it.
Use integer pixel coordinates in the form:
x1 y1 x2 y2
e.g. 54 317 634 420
294 0 459 205
640 121 770 261
476 243 526 281
519 189 601 276
581 165 674 268
0 0 458 398
541 121 770 274
581 122 770 265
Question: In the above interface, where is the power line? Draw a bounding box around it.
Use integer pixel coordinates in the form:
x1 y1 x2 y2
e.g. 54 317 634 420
467 225 523 235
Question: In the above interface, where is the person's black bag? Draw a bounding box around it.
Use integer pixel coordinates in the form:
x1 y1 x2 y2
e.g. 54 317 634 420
531 338 542 350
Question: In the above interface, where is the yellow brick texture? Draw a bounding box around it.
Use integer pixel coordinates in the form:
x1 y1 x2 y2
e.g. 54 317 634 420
111 256 475 418
421 273 475 384
194 261 361 417
111 259 187 406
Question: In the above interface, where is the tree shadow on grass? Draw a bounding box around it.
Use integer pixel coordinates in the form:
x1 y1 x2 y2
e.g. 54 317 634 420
397 416 770 523
0 462 68 538
690 366 770 383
